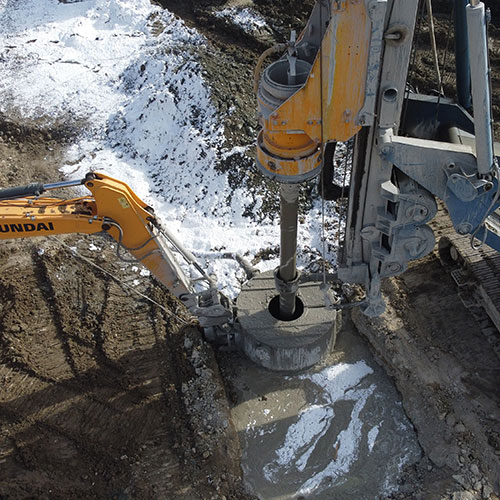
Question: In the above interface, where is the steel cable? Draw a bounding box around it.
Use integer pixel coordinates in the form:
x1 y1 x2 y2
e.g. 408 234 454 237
48 236 192 325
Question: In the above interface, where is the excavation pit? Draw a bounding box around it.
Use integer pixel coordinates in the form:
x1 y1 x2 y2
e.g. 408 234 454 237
236 270 340 371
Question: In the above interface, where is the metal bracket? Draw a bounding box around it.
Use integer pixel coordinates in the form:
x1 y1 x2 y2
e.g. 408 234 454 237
184 288 233 328
360 272 385 317
444 164 494 202
273 268 301 295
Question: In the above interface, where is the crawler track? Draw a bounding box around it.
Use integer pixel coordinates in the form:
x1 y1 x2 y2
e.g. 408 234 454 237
432 206 500 359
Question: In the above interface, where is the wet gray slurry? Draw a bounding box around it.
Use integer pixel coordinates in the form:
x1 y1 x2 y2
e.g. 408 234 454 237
230 316 421 499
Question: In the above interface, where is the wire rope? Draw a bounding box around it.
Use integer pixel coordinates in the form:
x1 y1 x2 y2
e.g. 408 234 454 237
402 0 426 132
49 236 192 325
318 0 327 286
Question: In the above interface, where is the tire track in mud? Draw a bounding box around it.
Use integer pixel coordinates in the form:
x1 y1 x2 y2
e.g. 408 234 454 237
34 241 125 382
0 237 195 498
32 240 180 451
32 246 85 378
0 246 75 384
0 242 103 495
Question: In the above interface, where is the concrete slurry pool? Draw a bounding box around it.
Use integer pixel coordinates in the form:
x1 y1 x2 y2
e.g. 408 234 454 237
230 317 421 499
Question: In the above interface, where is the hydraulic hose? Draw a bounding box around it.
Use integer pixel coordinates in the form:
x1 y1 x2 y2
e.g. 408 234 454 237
253 43 287 95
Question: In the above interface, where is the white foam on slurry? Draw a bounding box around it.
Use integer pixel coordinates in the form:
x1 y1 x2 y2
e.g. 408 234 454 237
263 361 375 494
367 424 381 454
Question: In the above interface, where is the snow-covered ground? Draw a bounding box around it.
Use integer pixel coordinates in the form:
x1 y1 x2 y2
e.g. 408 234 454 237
214 6 269 34
0 0 342 299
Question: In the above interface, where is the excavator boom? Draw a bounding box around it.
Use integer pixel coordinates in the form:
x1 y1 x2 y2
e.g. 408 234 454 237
0 172 232 328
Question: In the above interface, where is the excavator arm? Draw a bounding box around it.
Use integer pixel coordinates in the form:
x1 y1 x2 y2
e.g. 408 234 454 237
0 171 232 328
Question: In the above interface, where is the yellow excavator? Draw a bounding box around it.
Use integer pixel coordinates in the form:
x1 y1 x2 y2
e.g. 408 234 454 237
0 171 232 329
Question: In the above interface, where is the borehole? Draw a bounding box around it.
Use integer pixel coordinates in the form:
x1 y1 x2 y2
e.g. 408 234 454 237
268 295 304 321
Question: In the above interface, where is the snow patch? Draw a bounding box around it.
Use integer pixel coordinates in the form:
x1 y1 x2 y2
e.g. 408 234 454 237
215 7 268 32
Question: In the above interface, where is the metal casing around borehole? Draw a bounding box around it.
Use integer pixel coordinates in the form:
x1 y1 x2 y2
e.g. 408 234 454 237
236 270 340 371
256 58 321 183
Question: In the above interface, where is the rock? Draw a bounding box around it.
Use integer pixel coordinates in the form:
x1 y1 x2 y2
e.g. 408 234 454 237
455 493 476 500
452 474 469 489
446 413 457 427
469 463 480 477
446 452 462 471
429 445 448 467
455 423 466 433
482 484 493 499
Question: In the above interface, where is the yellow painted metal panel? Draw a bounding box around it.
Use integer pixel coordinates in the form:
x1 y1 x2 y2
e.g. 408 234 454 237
257 136 322 178
257 0 371 181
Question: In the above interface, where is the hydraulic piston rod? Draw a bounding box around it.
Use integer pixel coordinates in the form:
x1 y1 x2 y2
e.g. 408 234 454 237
455 0 472 109
0 178 85 201
278 184 299 320
467 0 495 175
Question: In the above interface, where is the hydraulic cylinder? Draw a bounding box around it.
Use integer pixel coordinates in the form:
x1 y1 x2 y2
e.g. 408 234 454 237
467 0 495 175
455 0 472 109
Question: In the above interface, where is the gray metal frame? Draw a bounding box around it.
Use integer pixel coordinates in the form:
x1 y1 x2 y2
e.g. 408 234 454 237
338 0 500 315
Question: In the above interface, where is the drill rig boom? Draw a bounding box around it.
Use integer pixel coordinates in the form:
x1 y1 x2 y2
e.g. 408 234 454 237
254 0 499 316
